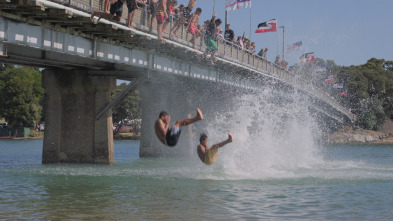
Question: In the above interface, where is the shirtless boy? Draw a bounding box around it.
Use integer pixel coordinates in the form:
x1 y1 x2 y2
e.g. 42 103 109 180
155 108 203 147
197 132 233 165
156 0 168 42
187 7 202 49
169 0 196 37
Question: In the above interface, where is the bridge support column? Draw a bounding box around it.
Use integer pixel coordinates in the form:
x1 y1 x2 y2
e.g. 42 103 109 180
42 69 116 164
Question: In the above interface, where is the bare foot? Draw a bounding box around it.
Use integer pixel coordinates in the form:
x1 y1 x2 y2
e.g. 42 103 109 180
227 132 233 142
90 11 96 21
196 108 203 120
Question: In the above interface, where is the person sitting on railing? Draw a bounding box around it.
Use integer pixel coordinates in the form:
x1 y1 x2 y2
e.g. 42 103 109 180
156 0 168 42
202 12 222 65
262 48 268 59
274 55 281 66
236 36 244 48
250 42 256 53
217 28 224 39
257 48 264 57
187 7 202 49
224 24 235 43
162 0 177 34
148 0 158 30
281 60 288 70
174 4 184 20
169 0 197 37
91 0 125 22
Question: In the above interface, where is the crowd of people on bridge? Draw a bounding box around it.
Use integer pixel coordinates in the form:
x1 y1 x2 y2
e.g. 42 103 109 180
91 0 285 66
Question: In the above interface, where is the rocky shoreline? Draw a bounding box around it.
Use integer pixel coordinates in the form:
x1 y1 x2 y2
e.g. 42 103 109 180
329 126 393 144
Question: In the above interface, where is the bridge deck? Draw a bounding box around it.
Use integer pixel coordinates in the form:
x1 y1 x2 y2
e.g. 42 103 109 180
0 0 354 122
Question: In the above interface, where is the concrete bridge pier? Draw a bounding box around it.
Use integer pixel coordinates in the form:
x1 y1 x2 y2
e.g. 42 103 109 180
139 81 195 158
42 69 116 164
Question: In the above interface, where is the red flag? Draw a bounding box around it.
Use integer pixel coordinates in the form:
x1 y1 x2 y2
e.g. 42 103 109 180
299 52 315 63
323 75 334 83
255 19 277 33
338 90 347 96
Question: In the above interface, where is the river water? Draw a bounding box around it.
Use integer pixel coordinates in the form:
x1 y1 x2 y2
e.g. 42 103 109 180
1 139 393 220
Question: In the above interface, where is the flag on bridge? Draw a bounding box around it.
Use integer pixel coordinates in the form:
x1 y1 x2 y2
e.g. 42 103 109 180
286 41 302 52
225 0 251 11
315 64 327 72
323 75 334 83
255 19 277 33
299 52 315 63
338 90 348 96
332 82 344 89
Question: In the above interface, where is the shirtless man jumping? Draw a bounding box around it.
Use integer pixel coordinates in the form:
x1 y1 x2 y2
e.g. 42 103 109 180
155 108 203 147
197 132 233 165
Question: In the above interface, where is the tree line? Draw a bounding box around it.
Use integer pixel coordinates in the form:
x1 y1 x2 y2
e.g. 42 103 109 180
1 60 392 131
292 58 393 130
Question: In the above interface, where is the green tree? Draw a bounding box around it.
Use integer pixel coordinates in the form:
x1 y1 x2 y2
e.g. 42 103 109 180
111 83 142 136
0 66 44 127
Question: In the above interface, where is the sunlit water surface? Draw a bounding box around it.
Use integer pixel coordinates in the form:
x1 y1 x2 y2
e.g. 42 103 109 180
1 139 393 220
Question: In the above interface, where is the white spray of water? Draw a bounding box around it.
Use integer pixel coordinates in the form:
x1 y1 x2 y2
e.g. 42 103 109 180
202 86 324 179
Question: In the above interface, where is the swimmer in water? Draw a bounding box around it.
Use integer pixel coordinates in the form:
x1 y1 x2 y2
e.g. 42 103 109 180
197 132 233 165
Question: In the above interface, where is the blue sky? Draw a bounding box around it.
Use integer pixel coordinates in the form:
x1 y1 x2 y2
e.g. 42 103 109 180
182 0 393 67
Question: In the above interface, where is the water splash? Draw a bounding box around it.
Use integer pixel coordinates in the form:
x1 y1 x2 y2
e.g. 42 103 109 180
202 87 324 179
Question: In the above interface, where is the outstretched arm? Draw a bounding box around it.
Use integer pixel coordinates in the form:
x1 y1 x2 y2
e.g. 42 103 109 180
211 132 233 149
210 11 216 23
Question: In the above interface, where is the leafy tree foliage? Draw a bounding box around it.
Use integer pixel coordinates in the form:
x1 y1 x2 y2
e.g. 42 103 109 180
0 66 44 127
292 57 393 130
111 82 142 136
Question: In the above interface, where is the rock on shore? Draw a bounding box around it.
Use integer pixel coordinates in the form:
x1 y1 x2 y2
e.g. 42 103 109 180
329 126 393 144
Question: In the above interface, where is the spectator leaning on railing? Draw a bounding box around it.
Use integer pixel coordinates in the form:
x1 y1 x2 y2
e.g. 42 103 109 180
224 24 234 43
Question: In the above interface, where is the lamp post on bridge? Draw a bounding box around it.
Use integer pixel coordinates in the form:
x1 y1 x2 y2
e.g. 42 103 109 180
279 26 285 61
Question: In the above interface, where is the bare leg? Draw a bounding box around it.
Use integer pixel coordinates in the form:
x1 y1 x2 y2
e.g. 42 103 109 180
104 0 112 13
163 20 170 34
190 33 196 48
127 10 136 29
174 108 203 128
157 23 165 42
150 14 155 29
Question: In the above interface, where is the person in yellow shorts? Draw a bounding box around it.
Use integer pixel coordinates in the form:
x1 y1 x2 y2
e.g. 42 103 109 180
197 132 233 165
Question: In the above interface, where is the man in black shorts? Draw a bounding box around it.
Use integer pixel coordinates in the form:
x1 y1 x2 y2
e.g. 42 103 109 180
90 0 124 22
155 108 203 147
126 0 141 29
148 0 158 29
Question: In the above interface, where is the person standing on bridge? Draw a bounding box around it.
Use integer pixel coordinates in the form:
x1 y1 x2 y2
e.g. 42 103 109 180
156 0 168 42
155 108 203 147
169 0 197 37
187 7 202 49
197 132 233 165
202 12 222 65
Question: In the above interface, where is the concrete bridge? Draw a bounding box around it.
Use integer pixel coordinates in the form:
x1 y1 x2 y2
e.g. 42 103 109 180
0 0 354 164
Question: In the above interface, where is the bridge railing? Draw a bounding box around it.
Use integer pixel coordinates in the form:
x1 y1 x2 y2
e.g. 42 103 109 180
38 0 353 120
